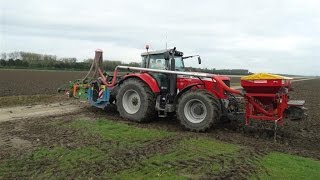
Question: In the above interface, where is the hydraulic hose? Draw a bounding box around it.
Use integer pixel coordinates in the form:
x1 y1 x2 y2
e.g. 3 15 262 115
212 75 242 95
212 75 274 116
98 68 118 87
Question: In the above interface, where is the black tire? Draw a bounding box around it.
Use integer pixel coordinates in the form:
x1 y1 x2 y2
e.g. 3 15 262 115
116 78 156 122
109 85 120 104
177 90 222 132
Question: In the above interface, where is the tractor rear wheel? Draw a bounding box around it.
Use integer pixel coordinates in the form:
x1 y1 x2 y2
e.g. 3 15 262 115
116 78 156 122
177 90 221 132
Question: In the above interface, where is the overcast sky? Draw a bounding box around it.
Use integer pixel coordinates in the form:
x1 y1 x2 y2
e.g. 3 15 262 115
1 0 320 75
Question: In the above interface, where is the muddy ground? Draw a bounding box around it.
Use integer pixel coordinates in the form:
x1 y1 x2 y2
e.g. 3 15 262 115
0 78 319 178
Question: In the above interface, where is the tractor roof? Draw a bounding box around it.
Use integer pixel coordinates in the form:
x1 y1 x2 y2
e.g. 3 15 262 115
141 49 184 56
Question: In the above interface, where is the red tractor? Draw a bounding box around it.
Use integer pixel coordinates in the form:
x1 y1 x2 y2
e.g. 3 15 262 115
83 47 305 132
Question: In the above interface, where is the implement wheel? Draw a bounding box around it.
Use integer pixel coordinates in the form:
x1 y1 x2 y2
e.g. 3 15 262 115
116 78 156 122
177 90 221 132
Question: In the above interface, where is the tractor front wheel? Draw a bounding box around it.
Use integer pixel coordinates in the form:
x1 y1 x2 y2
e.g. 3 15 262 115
116 78 156 122
177 90 221 132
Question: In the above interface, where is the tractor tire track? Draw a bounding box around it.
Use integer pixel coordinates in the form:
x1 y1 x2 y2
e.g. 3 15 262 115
104 136 185 174
0 101 85 123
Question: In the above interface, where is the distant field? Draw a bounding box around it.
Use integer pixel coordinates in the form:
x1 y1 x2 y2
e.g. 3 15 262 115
0 69 86 96
0 69 242 97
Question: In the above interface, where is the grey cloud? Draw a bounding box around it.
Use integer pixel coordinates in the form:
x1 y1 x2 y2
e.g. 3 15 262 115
1 0 320 75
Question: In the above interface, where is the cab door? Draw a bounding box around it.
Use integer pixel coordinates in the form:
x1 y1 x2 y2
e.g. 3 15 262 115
147 56 170 92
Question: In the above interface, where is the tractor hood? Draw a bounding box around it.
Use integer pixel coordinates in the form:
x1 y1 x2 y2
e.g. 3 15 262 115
177 73 230 87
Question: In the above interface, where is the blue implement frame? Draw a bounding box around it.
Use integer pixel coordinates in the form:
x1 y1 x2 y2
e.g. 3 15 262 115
88 85 110 109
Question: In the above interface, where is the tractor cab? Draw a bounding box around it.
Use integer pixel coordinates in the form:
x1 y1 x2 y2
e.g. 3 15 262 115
140 47 203 116
141 48 201 71
140 48 185 96
140 48 203 98
140 47 202 88
141 49 185 71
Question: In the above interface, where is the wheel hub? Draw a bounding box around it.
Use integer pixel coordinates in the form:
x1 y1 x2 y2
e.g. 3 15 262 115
132 97 139 106
122 90 141 114
193 105 204 115
184 99 207 123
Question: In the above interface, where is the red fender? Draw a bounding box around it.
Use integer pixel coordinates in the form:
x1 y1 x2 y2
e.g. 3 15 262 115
122 73 160 93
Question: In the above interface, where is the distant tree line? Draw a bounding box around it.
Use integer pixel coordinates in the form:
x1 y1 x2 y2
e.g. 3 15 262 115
0 51 249 75
0 52 140 71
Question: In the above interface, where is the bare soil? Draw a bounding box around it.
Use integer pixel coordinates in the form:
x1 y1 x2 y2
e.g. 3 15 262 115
0 101 84 122
0 69 86 96
0 77 319 178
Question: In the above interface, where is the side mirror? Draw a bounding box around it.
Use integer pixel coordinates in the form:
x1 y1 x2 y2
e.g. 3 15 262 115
198 57 201 64
164 52 170 60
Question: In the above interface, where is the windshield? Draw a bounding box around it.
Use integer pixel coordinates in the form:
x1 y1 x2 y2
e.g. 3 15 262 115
149 54 168 70
174 56 184 71
142 55 185 71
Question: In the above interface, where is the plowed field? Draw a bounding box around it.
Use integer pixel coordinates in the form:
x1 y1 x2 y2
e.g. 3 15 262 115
0 70 86 96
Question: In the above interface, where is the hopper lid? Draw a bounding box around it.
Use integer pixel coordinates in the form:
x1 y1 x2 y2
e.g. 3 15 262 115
241 73 293 80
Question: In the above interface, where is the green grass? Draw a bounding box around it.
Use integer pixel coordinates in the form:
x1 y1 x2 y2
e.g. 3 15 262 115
0 147 109 179
253 152 320 180
69 119 173 146
180 137 239 156
114 137 240 179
